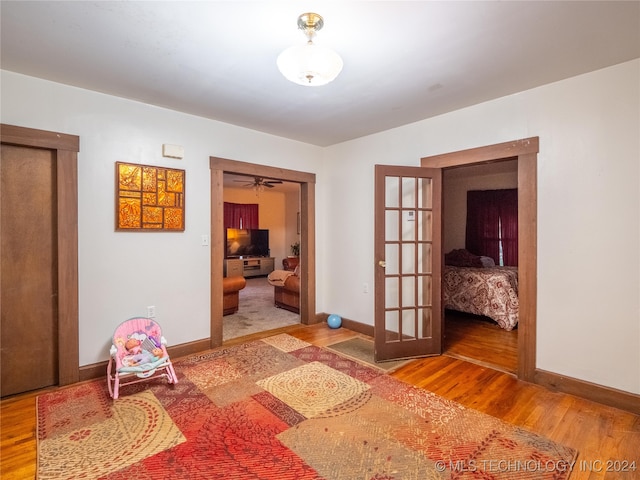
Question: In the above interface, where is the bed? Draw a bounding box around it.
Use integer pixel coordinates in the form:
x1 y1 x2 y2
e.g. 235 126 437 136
442 250 519 331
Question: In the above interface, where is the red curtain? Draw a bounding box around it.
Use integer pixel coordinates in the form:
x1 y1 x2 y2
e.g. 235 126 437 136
224 202 259 229
465 189 518 266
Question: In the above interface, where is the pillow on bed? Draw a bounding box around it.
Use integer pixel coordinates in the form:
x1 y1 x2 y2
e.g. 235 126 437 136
480 256 496 267
444 249 484 267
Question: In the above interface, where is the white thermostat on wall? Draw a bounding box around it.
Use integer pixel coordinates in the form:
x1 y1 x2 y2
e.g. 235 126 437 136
162 144 184 159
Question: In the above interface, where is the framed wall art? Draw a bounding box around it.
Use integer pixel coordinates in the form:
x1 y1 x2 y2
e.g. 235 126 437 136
116 161 185 231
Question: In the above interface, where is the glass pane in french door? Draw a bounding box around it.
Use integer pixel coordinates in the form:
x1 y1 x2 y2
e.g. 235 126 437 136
383 175 434 341
375 164 441 361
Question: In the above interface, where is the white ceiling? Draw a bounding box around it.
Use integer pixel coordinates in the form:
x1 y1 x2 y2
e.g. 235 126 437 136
1 1 639 147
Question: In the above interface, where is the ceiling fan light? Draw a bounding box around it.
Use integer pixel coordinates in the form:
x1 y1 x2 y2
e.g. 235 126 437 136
277 43 343 86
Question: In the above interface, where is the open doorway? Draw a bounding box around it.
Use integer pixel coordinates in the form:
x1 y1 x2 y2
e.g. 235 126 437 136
421 137 538 382
221 173 301 341
209 157 319 349
442 160 519 374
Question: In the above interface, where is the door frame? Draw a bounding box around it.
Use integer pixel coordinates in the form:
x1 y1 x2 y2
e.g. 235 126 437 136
209 157 318 348
1 124 80 387
421 137 538 381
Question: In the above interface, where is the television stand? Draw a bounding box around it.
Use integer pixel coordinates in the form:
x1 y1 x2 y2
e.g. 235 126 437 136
225 257 275 278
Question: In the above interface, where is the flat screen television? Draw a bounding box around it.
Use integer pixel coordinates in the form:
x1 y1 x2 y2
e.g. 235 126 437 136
225 228 269 258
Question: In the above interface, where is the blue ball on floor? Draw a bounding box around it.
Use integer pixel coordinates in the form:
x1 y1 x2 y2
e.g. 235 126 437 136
327 314 342 329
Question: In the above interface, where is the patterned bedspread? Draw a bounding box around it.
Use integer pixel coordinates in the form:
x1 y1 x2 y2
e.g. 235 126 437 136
443 266 519 331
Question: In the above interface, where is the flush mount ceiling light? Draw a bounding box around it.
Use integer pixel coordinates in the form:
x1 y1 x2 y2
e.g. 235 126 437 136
277 12 343 86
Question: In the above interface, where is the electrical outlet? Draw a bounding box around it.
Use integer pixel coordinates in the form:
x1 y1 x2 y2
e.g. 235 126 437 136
147 305 156 318
363 283 369 293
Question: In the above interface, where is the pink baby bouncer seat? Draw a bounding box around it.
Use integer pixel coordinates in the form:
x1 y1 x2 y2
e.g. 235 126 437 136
107 317 178 399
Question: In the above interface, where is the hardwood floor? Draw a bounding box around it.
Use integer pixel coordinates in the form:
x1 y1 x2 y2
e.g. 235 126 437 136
444 310 518 374
2 323 638 479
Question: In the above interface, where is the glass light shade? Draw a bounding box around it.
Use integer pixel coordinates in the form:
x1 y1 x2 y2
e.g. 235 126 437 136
277 43 343 86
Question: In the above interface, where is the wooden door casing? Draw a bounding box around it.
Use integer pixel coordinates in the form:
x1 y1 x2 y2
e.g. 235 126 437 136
421 137 538 381
0 124 79 396
209 157 317 349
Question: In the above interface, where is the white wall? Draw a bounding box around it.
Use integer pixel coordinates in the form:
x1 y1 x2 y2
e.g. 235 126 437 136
285 190 302 260
323 60 640 394
2 59 638 395
0 70 324 366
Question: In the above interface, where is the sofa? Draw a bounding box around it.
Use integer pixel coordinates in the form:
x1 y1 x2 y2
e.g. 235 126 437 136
282 257 299 271
268 259 300 314
223 275 246 315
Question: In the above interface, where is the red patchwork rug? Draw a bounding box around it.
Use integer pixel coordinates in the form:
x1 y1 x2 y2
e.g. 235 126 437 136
37 334 577 479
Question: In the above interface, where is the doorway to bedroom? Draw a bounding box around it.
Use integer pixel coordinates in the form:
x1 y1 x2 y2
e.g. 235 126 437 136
442 160 519 375
421 137 538 382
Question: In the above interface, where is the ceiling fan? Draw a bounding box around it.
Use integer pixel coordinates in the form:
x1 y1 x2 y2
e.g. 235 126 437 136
234 177 283 189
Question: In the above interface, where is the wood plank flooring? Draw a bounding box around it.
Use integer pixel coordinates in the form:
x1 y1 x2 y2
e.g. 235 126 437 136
444 310 518 374
2 323 638 479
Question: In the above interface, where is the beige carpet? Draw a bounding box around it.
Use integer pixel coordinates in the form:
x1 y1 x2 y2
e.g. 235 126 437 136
223 276 299 340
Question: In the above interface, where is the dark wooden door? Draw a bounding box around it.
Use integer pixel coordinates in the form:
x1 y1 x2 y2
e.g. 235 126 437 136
374 165 442 361
1 144 58 396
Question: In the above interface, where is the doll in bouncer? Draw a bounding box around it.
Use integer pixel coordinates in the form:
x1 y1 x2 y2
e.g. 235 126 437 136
119 332 164 367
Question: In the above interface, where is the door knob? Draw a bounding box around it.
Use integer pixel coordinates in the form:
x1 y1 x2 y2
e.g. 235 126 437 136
378 260 386 267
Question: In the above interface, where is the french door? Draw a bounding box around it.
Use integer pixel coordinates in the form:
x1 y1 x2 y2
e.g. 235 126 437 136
374 165 442 361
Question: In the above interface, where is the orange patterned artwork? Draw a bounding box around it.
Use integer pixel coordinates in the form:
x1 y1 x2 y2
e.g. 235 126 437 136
116 162 185 231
